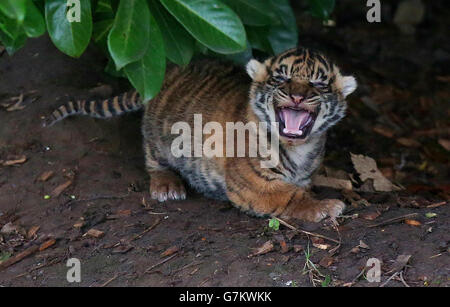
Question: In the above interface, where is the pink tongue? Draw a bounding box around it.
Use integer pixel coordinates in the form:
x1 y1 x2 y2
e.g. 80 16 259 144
280 109 310 136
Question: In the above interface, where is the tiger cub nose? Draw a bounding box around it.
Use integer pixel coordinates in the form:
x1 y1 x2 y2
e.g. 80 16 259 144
290 94 304 104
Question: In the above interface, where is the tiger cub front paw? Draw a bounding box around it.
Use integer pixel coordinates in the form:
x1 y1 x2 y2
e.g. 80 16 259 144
149 171 187 202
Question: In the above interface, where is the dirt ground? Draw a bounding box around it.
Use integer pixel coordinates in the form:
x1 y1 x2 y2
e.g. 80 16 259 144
0 1 449 287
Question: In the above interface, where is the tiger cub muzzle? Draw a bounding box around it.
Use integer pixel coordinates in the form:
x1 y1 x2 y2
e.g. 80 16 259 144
276 105 318 139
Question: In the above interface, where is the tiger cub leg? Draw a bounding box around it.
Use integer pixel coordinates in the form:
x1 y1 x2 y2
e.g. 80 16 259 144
144 143 186 202
226 177 344 222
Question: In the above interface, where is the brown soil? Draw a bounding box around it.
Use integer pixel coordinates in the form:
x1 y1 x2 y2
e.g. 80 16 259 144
0 1 448 287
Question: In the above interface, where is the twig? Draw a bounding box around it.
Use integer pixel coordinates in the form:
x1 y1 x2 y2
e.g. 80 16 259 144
28 257 62 273
171 261 203 275
351 267 367 284
328 223 342 255
145 253 178 273
274 217 340 244
65 193 129 206
0 245 39 271
379 271 400 287
130 218 161 241
399 271 410 287
427 201 446 208
368 213 418 228
99 273 123 287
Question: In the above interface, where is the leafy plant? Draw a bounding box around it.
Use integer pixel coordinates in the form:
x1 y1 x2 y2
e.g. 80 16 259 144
0 0 334 101
0 251 12 263
268 217 280 231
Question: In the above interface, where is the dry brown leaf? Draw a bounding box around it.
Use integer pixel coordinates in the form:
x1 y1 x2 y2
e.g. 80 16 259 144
293 245 303 253
279 240 289 254
373 126 395 138
324 167 349 180
248 240 274 258
379 167 394 179
387 254 411 274
342 189 370 207
160 246 179 257
27 226 40 239
36 171 54 182
351 153 401 192
396 137 421 147
360 211 380 221
405 219 421 226
350 247 360 254
313 243 330 250
319 255 334 268
112 244 133 254
5 94 25 111
438 139 450 151
85 228 105 238
50 180 72 197
39 239 56 251
2 155 27 166
359 240 370 249
312 175 352 190
1 222 19 234
117 209 131 216
436 75 450 82
73 221 84 229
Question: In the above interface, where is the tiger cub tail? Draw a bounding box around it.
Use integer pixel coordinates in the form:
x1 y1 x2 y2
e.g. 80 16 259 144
43 90 143 127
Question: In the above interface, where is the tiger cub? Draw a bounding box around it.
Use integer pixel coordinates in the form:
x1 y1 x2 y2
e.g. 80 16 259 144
46 47 357 222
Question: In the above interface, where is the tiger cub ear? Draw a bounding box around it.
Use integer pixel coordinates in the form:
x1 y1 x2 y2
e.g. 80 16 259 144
246 59 268 82
341 76 357 98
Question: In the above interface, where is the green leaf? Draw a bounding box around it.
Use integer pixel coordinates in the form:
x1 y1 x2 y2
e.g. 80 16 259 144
222 40 252 65
94 0 114 20
268 218 279 231
0 28 26 55
267 0 298 54
96 0 114 13
307 0 335 20
148 0 194 66
0 10 22 39
160 0 246 54
23 0 46 38
105 57 126 78
0 0 26 23
0 251 12 262
194 40 208 55
124 11 165 102
222 0 279 26
45 0 93 58
321 275 331 287
246 26 272 54
108 0 150 70
93 18 113 52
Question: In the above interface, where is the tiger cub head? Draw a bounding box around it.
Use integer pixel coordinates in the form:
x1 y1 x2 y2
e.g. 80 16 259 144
246 47 357 146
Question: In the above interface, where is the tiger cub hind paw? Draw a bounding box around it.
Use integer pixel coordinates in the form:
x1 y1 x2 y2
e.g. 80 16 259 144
290 199 346 223
315 199 346 222
149 171 187 202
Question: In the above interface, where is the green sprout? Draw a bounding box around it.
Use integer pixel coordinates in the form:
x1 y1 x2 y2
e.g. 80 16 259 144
268 218 280 231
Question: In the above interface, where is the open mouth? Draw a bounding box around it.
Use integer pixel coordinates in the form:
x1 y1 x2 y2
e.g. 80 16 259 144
276 107 317 139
